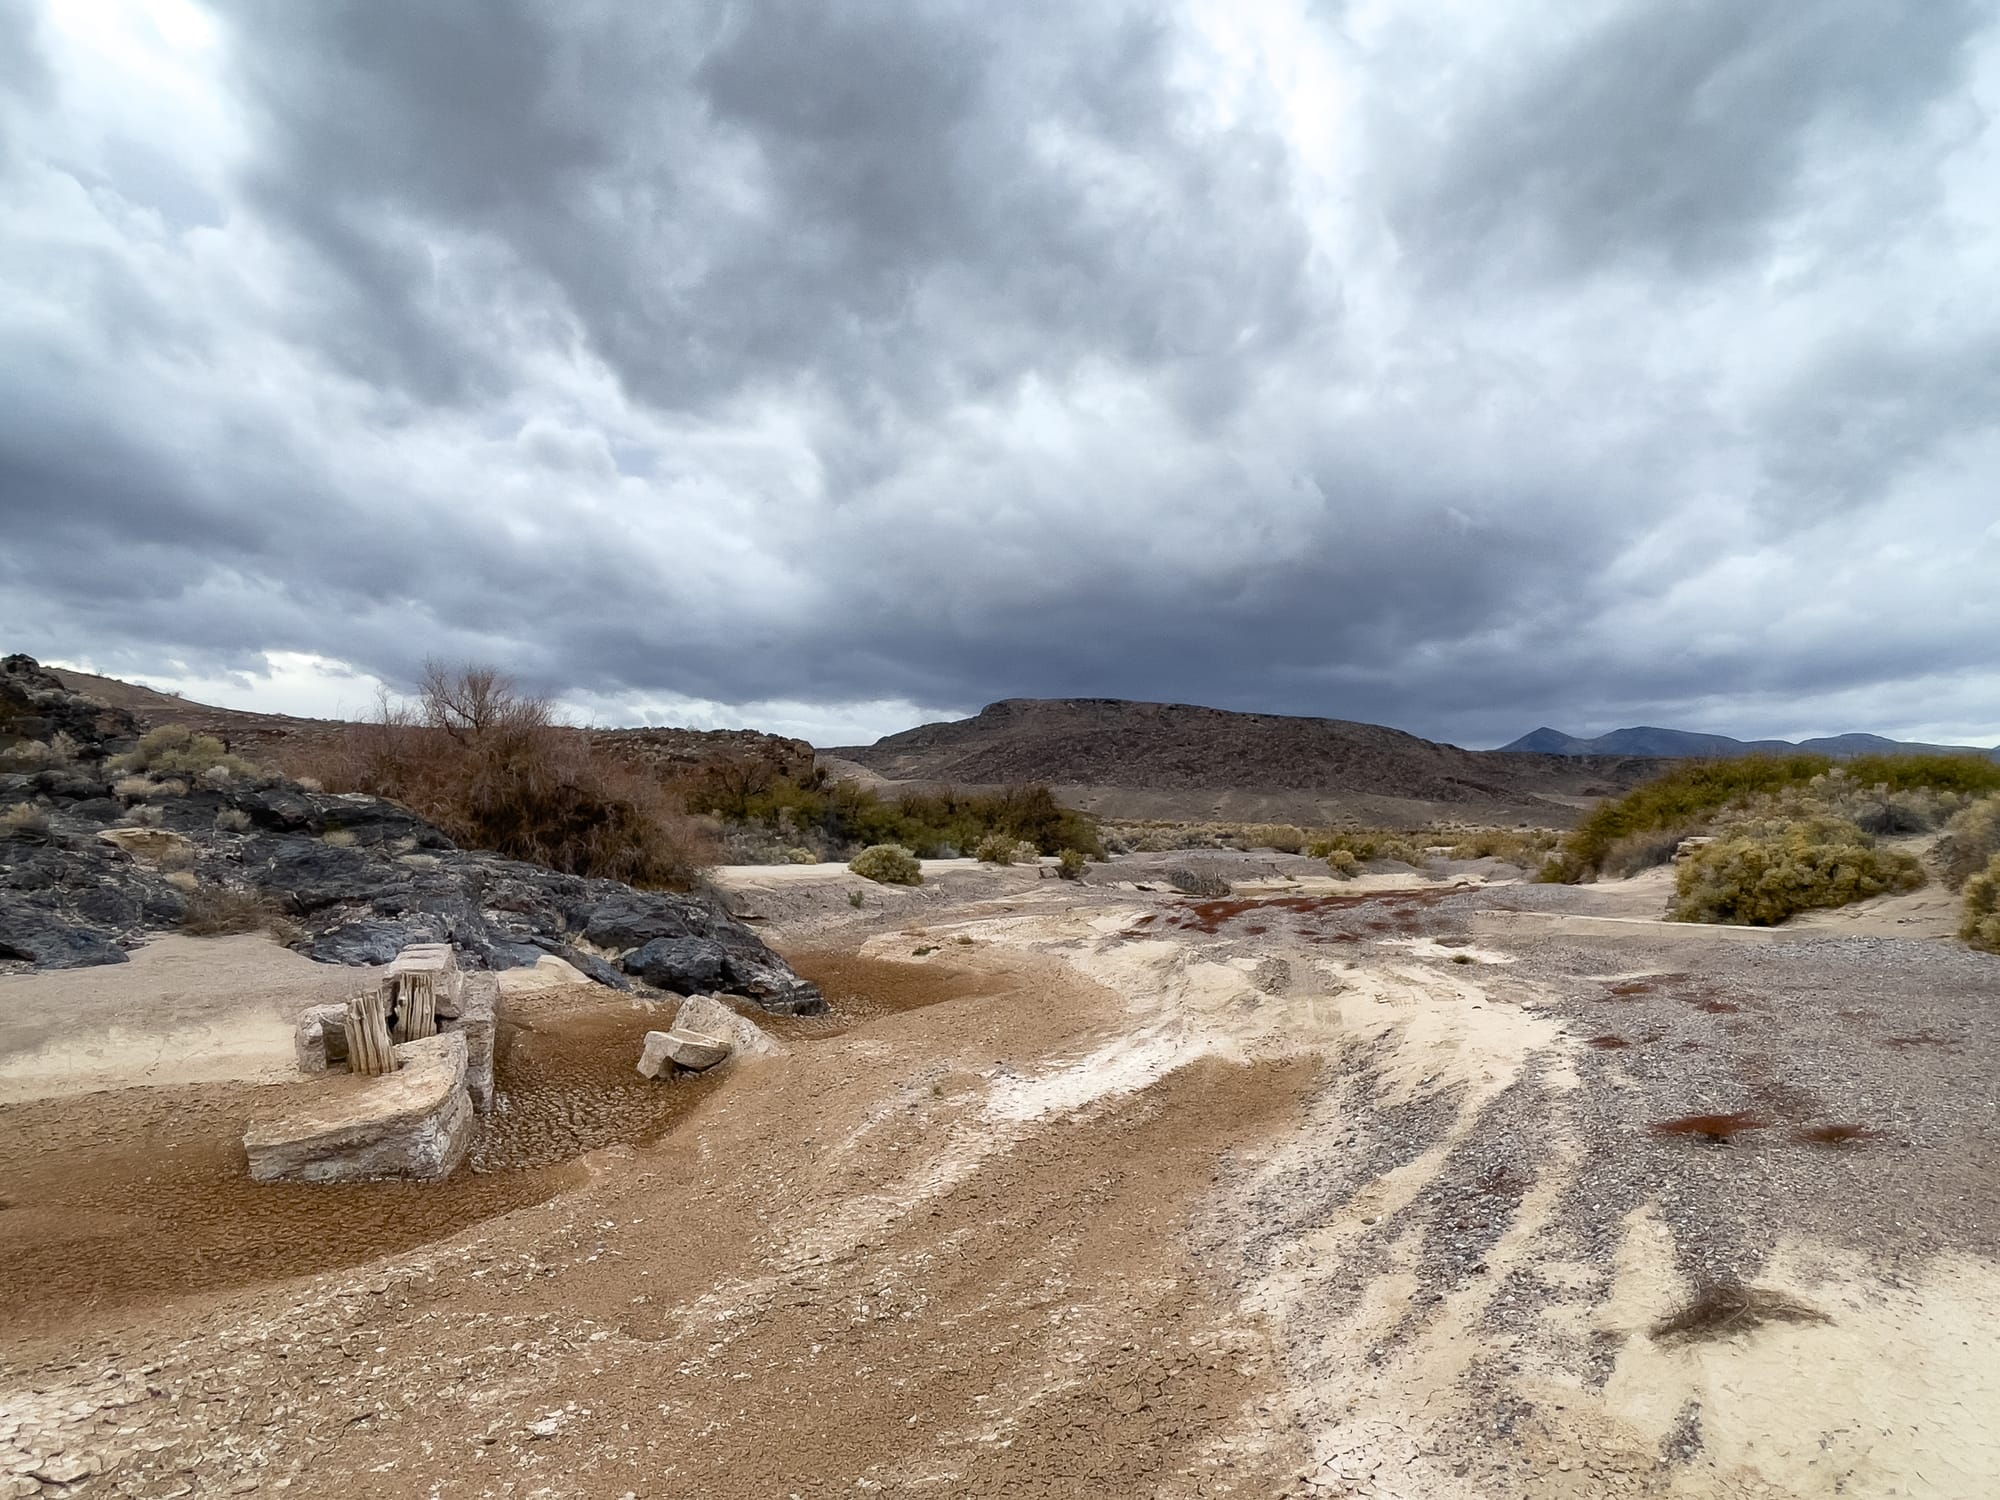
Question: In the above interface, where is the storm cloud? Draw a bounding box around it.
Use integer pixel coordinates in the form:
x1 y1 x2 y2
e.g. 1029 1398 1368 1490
2 0 1997 747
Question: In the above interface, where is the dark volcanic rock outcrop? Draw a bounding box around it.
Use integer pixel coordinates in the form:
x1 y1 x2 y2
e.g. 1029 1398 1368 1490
0 658 821 1011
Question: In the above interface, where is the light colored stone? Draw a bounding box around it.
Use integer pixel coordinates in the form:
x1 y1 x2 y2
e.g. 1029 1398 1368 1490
96 827 195 864
443 971 497 1113
637 1028 731 1077
674 993 785 1060
293 1003 349 1072
245 1032 473 1183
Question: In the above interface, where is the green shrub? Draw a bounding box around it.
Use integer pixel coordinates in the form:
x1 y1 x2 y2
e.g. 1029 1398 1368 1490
108 724 261 782
1554 754 2000 882
849 843 922 885
1936 796 2000 892
1244 823 1306 853
1962 854 2000 952
685 768 1101 861
1326 848 1359 879
1671 817 1924 926
1056 847 1088 880
974 832 1037 865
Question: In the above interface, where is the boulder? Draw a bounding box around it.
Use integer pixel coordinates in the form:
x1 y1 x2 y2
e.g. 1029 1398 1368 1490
623 935 728 992
308 918 446 967
674 993 785 1061
577 890 697 950
636 1028 732 1078
245 1032 474 1183
0 897 128 967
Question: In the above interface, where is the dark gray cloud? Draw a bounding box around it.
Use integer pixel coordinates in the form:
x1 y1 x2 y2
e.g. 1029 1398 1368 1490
2 0 1998 747
1389 0 1987 279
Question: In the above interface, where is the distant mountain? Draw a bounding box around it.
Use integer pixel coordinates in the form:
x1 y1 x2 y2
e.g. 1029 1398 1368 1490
1502 725 2000 761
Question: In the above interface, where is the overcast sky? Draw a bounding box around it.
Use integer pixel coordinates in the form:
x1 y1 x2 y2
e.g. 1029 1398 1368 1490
3 1 1998 749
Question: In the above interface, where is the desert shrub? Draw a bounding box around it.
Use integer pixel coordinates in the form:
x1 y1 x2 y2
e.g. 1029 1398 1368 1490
1167 866 1231 898
121 803 164 828
1936 796 2000 892
1244 823 1307 854
1961 855 2000 952
214 807 252 833
1671 817 1924 926
112 775 153 800
320 828 358 847
108 724 261 782
1056 847 1088 880
1441 827 1561 864
180 883 297 941
685 765 1101 861
288 663 716 889
1553 754 2000 882
1 801 49 838
1326 848 1359 879
849 843 922 885
1598 827 1689 879
0 739 54 770
974 832 1039 865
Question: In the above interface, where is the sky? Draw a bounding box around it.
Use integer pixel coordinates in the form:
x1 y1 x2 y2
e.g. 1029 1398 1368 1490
2 0 1998 750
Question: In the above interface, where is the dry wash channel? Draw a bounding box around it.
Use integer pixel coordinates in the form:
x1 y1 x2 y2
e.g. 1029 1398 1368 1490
1 863 1998 1499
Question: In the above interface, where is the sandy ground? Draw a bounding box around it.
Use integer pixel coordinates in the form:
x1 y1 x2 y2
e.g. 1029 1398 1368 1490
0 936 367 1105
2 861 1997 1498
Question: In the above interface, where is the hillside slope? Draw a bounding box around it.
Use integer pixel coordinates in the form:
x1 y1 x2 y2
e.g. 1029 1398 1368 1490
832 699 1656 826
44 668 813 782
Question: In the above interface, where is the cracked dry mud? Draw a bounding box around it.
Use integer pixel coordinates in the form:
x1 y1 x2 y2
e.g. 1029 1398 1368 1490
2 864 1997 1499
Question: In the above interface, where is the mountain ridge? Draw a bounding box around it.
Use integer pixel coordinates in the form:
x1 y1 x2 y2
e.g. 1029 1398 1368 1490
1503 724 2000 761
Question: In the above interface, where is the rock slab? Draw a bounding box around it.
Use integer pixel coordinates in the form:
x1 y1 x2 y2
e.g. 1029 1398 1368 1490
637 1028 732 1077
675 993 785 1060
245 1031 473 1183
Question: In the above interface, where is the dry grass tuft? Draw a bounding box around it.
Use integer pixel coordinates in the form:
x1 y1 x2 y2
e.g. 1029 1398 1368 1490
1650 1284 1830 1344
179 884 300 943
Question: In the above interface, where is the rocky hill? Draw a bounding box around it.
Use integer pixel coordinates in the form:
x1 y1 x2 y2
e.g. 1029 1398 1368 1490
45 667 814 784
1 655 820 1009
831 698 1658 827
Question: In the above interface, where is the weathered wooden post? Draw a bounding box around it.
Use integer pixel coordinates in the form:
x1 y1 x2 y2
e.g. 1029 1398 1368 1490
400 971 438 1041
343 986 395 1076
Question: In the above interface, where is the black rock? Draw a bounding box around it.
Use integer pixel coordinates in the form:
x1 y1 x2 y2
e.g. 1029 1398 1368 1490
0 897 129 967
0 656 822 1011
307 917 448 966
577 890 697 949
624 935 729 992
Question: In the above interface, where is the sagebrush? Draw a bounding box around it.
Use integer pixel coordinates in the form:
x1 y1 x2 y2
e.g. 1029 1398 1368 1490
1962 854 2000 953
1937 796 2000 892
1547 756 2000 882
1671 817 1924 926
849 843 922 885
